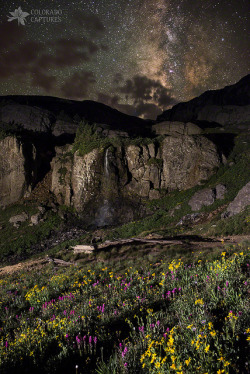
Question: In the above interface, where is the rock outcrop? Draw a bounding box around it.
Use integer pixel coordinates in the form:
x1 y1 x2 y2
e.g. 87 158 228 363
9 212 28 225
0 96 151 137
0 136 34 206
157 74 250 125
222 182 250 218
152 121 202 136
188 184 227 211
51 134 223 224
0 104 54 133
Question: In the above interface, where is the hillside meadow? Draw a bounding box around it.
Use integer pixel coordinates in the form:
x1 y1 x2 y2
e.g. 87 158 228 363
0 242 249 374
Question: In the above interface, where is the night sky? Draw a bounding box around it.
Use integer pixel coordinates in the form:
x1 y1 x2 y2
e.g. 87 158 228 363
0 0 249 119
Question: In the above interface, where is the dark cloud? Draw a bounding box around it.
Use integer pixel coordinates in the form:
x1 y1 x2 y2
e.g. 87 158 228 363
101 75 176 118
0 30 100 94
118 75 175 108
0 41 45 79
0 22 25 52
134 101 161 119
61 71 96 99
96 92 161 119
31 71 57 92
38 38 99 68
73 11 105 35
97 92 137 116
113 73 124 85
100 44 109 51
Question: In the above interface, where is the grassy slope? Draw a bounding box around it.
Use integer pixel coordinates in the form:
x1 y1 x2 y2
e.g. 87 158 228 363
0 241 249 374
107 132 250 240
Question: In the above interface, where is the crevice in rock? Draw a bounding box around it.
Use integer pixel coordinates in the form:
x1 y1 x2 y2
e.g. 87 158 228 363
19 129 75 190
204 133 236 158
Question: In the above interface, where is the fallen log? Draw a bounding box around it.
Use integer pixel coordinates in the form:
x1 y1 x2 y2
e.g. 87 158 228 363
45 256 76 266
72 245 96 254
97 237 183 250
71 238 183 254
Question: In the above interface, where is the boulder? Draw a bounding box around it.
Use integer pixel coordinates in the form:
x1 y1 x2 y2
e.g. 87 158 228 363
30 213 43 226
222 182 250 218
188 184 227 211
177 213 203 225
188 188 216 211
215 184 227 199
9 212 28 225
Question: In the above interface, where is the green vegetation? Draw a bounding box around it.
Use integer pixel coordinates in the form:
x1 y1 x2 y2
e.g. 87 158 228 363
197 206 250 237
146 158 163 169
58 166 68 185
72 121 164 157
0 122 23 140
72 122 111 156
0 243 249 373
0 204 62 264
0 128 7 141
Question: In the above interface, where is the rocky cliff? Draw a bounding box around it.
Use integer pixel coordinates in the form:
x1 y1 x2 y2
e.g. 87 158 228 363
0 136 34 206
50 134 223 225
0 96 151 137
157 74 250 126
1 75 249 225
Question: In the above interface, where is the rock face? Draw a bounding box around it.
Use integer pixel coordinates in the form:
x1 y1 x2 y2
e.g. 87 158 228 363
0 104 54 133
157 74 250 125
160 136 221 191
152 121 202 136
189 184 227 211
50 145 74 206
0 136 34 206
0 96 151 137
51 134 223 224
222 182 250 218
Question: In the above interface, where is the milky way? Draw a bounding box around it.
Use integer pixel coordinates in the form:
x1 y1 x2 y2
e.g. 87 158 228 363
0 0 249 118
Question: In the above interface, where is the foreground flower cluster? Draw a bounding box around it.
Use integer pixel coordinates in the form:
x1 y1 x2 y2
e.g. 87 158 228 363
0 246 249 373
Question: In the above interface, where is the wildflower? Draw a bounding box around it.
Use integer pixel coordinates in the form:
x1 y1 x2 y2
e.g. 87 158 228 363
204 344 210 353
122 346 128 358
185 358 191 366
150 353 157 363
195 298 204 306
